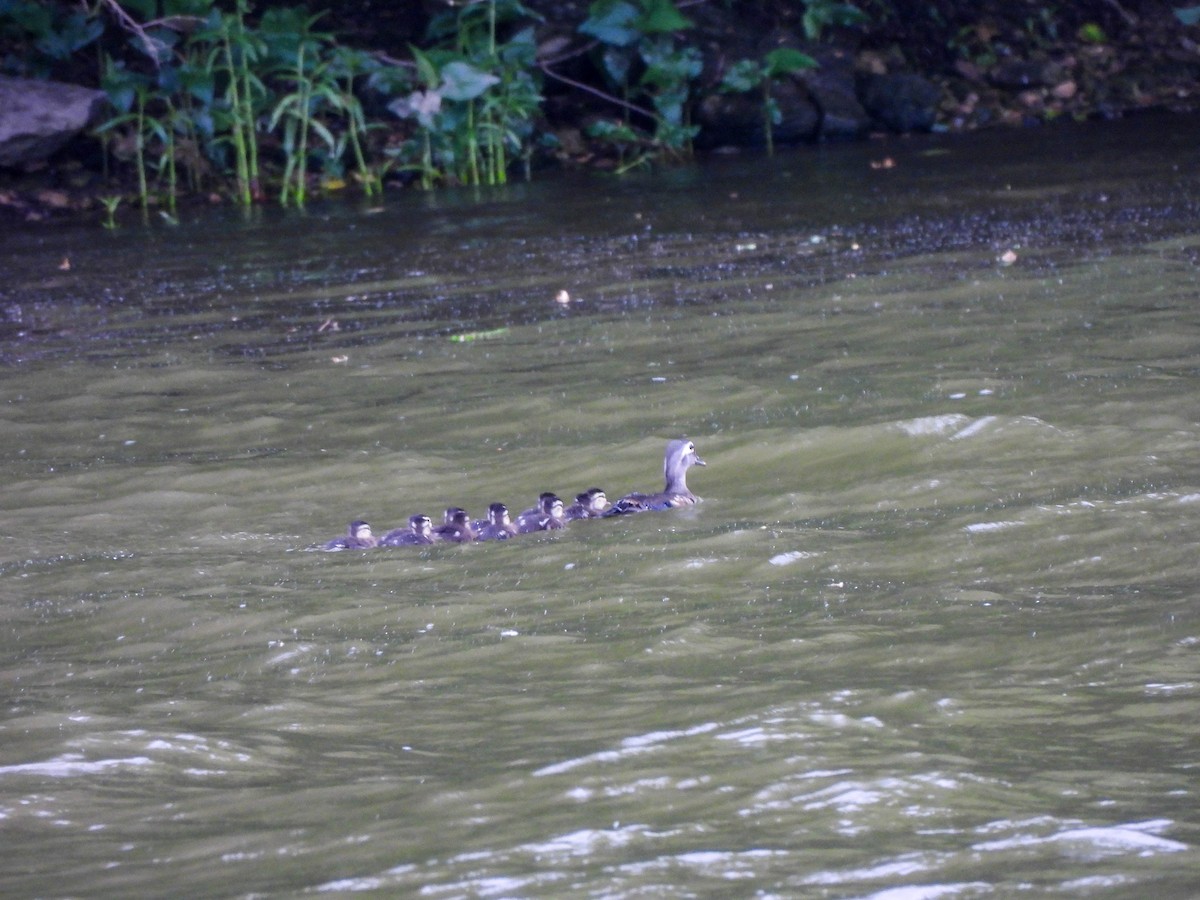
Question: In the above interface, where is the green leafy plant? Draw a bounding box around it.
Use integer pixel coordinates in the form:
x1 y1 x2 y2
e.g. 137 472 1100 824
164 50 217 196
720 47 818 155
388 0 542 188
800 1 869 41
99 194 123 229
211 2 265 205
387 46 445 189
388 45 503 188
579 0 701 160
480 25 542 184
0 0 103 78
260 7 337 206
638 36 701 154
97 59 155 214
585 118 652 173
19 0 874 209
328 46 383 195
97 7 217 214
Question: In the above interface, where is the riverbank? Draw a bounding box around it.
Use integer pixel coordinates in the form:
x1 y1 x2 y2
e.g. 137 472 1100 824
2 0 1199 226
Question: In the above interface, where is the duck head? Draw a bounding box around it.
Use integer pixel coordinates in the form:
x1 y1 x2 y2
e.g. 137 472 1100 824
585 487 609 513
663 438 705 493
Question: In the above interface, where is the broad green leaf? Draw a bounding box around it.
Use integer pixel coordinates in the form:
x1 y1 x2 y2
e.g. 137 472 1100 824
1175 5 1200 26
601 44 634 85
500 26 538 68
440 60 500 101
801 2 869 40
639 40 700 87
636 0 693 34
763 47 818 77
587 119 641 142
720 58 763 93
409 44 440 89
308 118 337 150
580 0 641 47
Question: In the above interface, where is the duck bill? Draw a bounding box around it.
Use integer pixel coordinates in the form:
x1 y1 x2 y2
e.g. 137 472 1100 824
694 456 706 466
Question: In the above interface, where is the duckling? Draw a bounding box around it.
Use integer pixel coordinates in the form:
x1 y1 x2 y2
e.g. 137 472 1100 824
565 487 609 520
380 514 434 546
476 502 518 541
515 492 558 525
433 507 476 543
515 492 566 533
604 438 706 515
323 520 378 551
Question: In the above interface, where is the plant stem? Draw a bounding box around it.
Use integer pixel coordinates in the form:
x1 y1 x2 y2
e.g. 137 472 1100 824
221 18 251 205
135 91 148 213
465 99 480 185
295 45 310 205
763 79 774 156
164 99 178 214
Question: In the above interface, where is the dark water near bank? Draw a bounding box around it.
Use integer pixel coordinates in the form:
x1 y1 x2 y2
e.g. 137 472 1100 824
2 116 1199 897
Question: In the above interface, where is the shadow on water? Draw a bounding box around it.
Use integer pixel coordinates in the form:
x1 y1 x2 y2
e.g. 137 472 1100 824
2 113 1200 897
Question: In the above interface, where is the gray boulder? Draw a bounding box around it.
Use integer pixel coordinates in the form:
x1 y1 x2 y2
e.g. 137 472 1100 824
858 72 941 133
0 76 108 168
801 49 870 139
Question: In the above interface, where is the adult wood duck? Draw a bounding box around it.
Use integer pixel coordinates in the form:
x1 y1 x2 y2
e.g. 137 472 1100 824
323 520 378 550
433 507 476 543
565 487 609 520
476 502 518 541
380 514 434 546
515 492 566 533
604 438 706 516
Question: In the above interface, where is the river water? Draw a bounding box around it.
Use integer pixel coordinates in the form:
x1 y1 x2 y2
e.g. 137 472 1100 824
2 115 1199 897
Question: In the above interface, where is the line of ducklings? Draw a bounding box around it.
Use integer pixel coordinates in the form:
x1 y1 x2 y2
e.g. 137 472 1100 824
320 438 706 551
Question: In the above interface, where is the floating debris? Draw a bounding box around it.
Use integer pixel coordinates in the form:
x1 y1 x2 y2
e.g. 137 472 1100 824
449 328 510 343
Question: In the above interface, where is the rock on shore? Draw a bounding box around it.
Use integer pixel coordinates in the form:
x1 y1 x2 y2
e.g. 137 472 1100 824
0 76 107 169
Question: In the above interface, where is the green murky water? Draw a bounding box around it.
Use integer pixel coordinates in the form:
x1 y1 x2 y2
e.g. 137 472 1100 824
2 116 1200 897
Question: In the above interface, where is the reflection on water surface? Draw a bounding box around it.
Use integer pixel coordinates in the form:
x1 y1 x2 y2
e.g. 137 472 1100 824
2 114 1200 897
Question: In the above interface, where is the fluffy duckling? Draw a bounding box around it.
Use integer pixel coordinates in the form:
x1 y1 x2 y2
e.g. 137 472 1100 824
380 514 434 546
433 507 476 543
515 492 566 533
604 438 706 516
323 520 378 551
565 487 609 520
515 492 556 525
476 502 518 541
